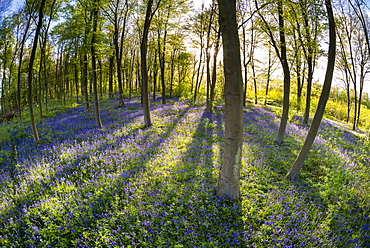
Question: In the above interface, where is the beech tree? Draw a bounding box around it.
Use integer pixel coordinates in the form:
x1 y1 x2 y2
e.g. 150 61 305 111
255 0 291 144
91 0 103 128
349 0 370 130
215 0 244 200
28 0 47 143
287 0 336 180
297 0 323 124
15 1 36 123
335 0 369 130
141 0 161 127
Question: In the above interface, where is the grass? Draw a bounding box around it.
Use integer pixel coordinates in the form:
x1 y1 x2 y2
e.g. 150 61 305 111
0 96 369 247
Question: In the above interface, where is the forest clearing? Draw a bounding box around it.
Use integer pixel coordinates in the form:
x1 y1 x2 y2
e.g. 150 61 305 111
0 97 369 247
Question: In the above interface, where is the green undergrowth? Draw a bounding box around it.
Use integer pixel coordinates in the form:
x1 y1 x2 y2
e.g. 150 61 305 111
0 97 369 247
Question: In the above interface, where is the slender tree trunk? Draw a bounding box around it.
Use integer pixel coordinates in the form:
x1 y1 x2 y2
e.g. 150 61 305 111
28 0 47 143
169 49 176 98
83 53 89 109
129 50 135 100
265 46 273 105
287 0 336 180
141 0 160 126
210 27 221 111
346 81 351 122
357 71 364 129
158 30 167 104
215 0 243 200
38 56 43 118
206 4 214 111
74 60 79 101
153 49 158 99
109 54 114 98
251 57 258 104
303 47 314 121
1 49 6 116
275 0 290 144
17 7 34 122
91 0 103 128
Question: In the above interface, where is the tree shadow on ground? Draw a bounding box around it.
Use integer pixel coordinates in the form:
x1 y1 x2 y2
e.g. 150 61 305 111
239 106 369 247
0 99 193 246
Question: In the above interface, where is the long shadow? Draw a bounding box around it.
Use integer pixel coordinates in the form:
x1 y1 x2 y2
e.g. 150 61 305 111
1 102 368 246
119 108 247 247
0 99 193 246
238 107 369 247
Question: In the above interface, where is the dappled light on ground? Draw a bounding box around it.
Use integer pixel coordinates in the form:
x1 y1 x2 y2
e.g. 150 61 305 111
0 98 369 247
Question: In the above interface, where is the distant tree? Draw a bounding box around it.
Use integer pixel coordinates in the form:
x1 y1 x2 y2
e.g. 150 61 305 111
335 0 369 130
15 1 36 123
192 4 206 101
102 0 134 106
287 0 336 180
349 0 370 130
264 43 278 105
291 0 323 124
0 18 14 116
38 0 58 117
215 0 244 200
204 0 217 111
239 0 253 107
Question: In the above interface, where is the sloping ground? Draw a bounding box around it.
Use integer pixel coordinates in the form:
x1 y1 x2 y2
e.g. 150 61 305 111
0 98 369 247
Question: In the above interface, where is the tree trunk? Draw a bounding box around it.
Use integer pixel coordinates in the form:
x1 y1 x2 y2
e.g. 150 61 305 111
206 4 214 111
251 57 258 105
28 0 47 143
275 0 290 144
153 49 158 99
82 53 89 109
210 28 221 111
215 0 243 200
169 49 176 98
265 46 273 105
109 54 114 98
141 0 160 126
287 0 336 180
91 0 103 128
17 3 34 122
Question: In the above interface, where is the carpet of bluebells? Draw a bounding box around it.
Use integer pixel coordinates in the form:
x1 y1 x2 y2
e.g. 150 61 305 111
0 97 369 247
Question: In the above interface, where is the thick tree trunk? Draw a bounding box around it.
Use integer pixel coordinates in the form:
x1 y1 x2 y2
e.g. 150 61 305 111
287 0 336 180
215 0 243 200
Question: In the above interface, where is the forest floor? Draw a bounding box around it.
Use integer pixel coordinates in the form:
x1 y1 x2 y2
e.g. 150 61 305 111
0 97 369 247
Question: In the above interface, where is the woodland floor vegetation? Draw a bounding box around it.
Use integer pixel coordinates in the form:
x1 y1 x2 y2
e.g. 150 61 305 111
0 96 369 247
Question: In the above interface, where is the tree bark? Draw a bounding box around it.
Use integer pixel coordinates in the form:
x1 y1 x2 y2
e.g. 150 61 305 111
141 0 161 127
91 0 103 128
28 0 47 143
275 0 290 144
215 0 243 200
287 0 336 180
